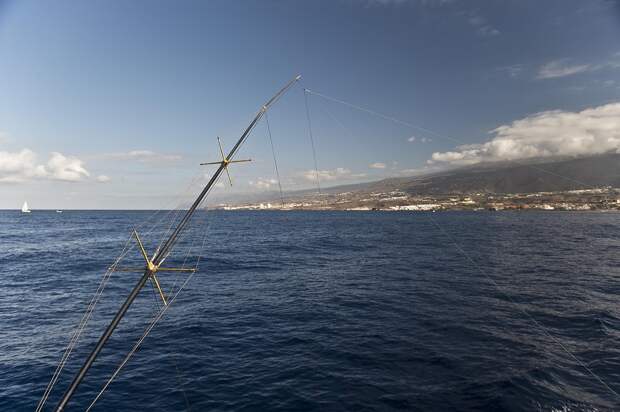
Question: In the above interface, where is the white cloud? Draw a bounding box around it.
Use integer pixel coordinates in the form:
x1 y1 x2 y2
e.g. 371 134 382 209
421 137 431 143
96 175 111 183
0 149 89 183
399 166 437 176
301 167 366 182
0 149 46 183
47 152 90 181
105 150 181 163
430 102 620 165
537 59 591 79
408 136 416 142
369 162 387 169
249 177 278 189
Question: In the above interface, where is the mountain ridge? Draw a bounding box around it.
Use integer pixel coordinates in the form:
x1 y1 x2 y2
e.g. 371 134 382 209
215 153 620 207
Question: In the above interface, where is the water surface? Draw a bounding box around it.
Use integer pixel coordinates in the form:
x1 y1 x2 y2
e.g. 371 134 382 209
1 210 619 411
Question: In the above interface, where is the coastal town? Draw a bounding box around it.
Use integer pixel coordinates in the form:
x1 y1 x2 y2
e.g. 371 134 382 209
214 187 620 212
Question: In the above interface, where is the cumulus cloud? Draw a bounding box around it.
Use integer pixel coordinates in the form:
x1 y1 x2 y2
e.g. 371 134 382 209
301 167 366 182
105 150 181 163
369 162 387 169
249 177 279 189
430 102 620 166
399 166 438 176
96 175 111 183
47 152 90 181
0 149 90 183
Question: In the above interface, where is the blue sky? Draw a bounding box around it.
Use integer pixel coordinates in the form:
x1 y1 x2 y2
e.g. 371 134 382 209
1 0 619 208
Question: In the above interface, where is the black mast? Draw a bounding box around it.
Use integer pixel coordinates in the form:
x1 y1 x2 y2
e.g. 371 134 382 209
54 75 301 411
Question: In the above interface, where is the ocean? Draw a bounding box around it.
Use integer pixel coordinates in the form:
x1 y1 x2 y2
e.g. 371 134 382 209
1 210 619 411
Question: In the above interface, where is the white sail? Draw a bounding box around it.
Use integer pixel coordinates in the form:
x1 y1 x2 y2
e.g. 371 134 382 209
21 201 31 213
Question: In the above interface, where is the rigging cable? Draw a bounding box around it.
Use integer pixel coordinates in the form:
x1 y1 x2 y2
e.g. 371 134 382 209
85 208 213 412
265 111 286 208
304 88 599 191
426 213 619 400
35 235 134 412
303 88 322 194
147 272 192 411
36 169 206 412
304 87 619 400
85 168 224 411
153 171 207 259
47 76 302 412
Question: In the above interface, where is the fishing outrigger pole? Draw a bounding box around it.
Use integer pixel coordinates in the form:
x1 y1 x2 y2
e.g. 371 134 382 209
53 75 301 411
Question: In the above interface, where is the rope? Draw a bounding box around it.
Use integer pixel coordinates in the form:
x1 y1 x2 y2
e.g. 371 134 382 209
303 88 322 194
265 111 286 208
426 214 619 400
83 167 222 410
304 88 601 191
167 203 211 298
41 79 299 408
85 270 197 412
157 171 221 267
153 172 206 259
36 169 207 412
306 87 619 399
147 273 192 411
35 234 135 412
134 168 206 236
85 215 212 412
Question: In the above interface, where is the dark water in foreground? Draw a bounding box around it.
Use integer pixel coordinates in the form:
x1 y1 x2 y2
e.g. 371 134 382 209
1 210 619 411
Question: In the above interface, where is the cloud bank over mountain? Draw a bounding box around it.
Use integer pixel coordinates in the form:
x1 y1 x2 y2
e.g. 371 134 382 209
430 102 620 166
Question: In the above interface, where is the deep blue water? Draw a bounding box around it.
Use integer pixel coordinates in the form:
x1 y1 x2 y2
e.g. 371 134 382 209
1 210 619 411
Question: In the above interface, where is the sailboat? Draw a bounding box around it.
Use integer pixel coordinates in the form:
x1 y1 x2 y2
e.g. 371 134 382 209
21 201 31 213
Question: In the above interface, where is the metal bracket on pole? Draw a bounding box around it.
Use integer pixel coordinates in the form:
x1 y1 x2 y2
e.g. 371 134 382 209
111 230 196 306
200 136 251 186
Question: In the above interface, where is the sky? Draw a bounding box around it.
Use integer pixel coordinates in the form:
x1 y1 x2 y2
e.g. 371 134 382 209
0 0 619 209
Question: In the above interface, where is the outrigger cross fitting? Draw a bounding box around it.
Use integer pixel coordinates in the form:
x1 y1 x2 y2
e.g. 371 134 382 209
111 230 196 306
200 136 251 186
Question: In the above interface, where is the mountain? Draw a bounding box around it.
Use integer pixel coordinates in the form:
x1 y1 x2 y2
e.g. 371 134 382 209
378 153 620 195
214 153 620 209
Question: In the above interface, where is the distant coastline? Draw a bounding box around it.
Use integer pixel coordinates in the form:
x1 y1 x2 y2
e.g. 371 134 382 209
212 187 620 212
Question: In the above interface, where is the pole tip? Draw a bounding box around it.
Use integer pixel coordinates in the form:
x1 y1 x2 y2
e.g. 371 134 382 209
295 74 302 80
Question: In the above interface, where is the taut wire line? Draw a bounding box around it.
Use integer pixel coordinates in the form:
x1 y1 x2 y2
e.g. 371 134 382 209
265 111 286 208
307 86 619 400
303 87 322 194
426 213 619 401
304 88 603 191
